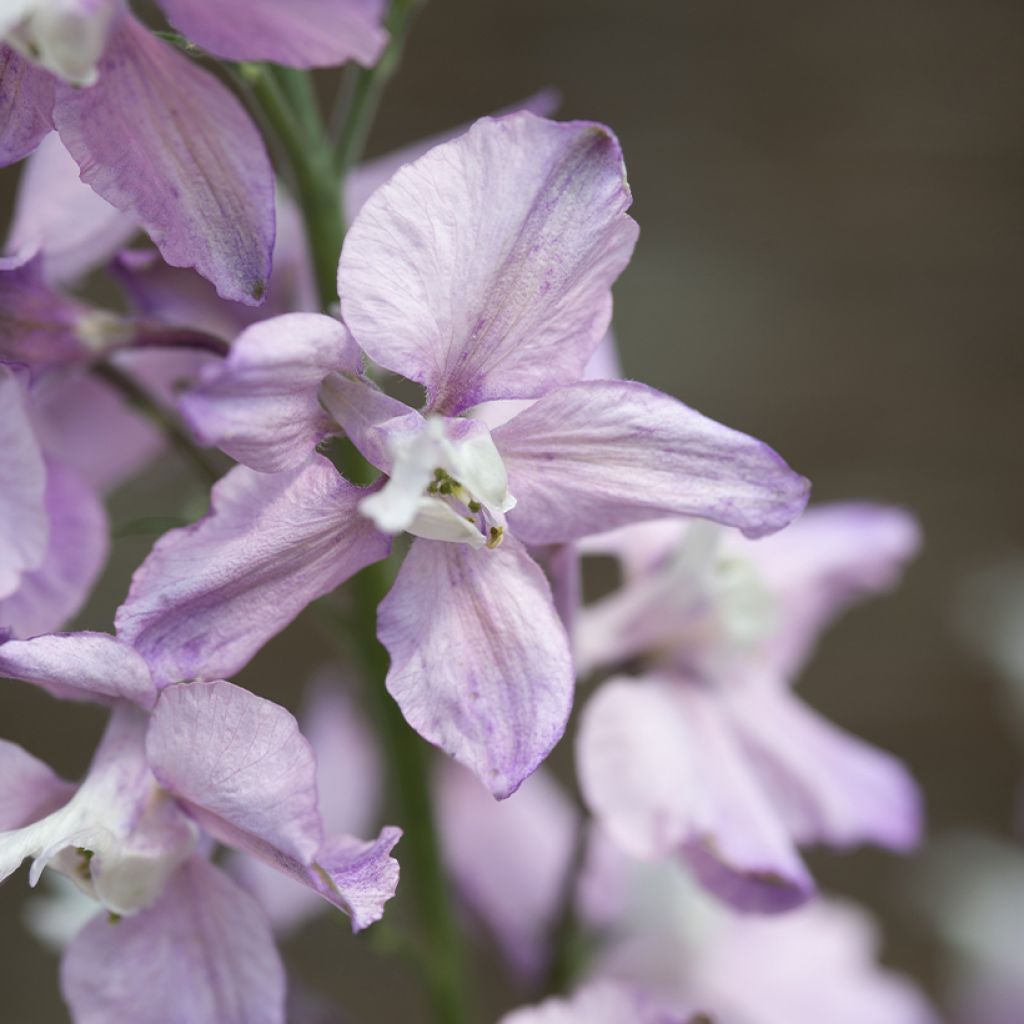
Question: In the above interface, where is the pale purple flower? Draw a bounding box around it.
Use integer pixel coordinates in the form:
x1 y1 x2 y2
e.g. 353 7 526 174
575 828 939 1024
0 632 401 1023
500 980 692 1024
116 112 809 798
0 0 385 305
575 504 924 911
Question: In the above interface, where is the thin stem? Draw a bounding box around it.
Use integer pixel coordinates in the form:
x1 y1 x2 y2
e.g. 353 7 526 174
92 362 220 486
242 63 345 310
335 0 424 180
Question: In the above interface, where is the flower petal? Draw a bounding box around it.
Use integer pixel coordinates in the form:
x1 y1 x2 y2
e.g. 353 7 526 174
0 460 108 637
494 380 810 545
0 632 156 708
0 365 47 598
339 112 637 414
61 856 286 1024
147 680 401 931
116 457 390 685
158 0 387 68
7 131 136 285
437 763 579 978
576 676 814 912
52 16 275 305
0 740 74 830
0 706 195 914
725 681 923 853
180 314 358 472
500 981 689 1024
379 536 573 798
736 502 922 678
0 44 54 166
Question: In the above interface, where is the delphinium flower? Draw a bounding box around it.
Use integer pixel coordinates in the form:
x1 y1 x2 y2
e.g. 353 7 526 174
574 504 924 910
0 0 387 303
114 111 810 799
0 631 401 1023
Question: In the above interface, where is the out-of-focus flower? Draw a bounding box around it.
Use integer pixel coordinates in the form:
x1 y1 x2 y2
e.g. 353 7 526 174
500 979 693 1024
575 828 939 1024
114 112 809 799
0 632 401 1023
576 505 923 910
0 0 387 305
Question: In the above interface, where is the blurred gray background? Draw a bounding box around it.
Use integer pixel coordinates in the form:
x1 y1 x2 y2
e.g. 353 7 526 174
2 0 1023 1020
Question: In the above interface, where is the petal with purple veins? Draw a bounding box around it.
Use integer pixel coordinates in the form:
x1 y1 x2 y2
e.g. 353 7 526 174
52 16 275 305
0 740 74 830
339 113 637 414
180 313 359 473
0 44 54 167
61 856 286 1024
379 535 574 798
494 380 810 545
116 457 390 685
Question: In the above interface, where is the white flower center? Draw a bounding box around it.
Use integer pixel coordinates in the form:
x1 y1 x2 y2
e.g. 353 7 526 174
359 416 516 549
3 0 116 87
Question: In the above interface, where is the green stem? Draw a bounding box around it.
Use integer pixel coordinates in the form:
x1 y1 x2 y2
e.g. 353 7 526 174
242 63 345 310
92 362 220 486
335 0 424 180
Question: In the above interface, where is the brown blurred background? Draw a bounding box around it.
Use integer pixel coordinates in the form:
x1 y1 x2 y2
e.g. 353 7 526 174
2 0 1023 1020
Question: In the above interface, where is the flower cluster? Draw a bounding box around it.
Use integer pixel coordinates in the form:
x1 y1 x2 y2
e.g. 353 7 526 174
0 6 937 1022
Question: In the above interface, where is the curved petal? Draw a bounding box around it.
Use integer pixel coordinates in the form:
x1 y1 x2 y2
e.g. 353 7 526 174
500 981 688 1024
725 682 923 853
158 0 386 68
148 680 401 931
0 44 54 166
576 676 813 912
0 366 47 598
437 763 579 978
52 16 275 305
339 112 637 414
0 460 108 637
7 132 136 285
0 740 74 830
0 631 156 708
0 706 196 915
180 314 358 472
735 503 922 678
379 536 573 798
61 856 286 1024
116 457 390 685
494 380 810 545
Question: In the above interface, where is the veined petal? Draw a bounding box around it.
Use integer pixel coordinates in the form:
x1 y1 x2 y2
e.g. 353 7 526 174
500 981 689 1024
115 457 390 685
180 314 358 472
725 681 922 853
339 113 637 414
0 631 156 708
52 16 275 305
0 44 54 166
437 763 579 978
494 380 810 545
0 706 196 915
157 0 386 68
576 676 813 912
0 460 108 637
379 536 573 798
7 132 136 286
148 681 401 932
0 740 74 829
734 503 922 678
0 365 47 598
61 856 286 1024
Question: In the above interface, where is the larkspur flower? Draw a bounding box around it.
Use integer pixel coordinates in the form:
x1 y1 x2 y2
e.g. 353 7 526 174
0 0 386 302
115 112 809 798
0 631 401 1023
575 504 924 910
